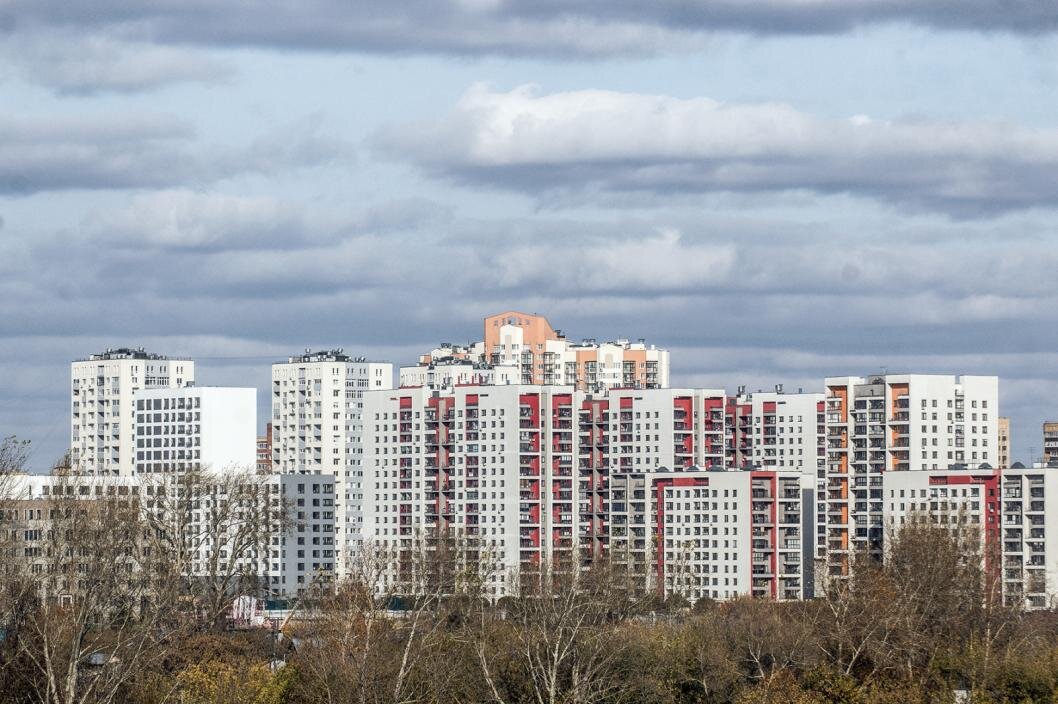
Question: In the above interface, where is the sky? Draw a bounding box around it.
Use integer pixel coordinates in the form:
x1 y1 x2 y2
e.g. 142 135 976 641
2 1 1058 469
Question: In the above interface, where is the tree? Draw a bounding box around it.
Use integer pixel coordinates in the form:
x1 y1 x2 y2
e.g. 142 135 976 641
474 564 635 704
289 535 490 704
5 475 172 704
139 467 282 629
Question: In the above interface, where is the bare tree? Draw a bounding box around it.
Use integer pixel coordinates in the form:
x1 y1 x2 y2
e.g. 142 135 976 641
0 437 33 625
291 530 494 704
475 564 632 704
139 466 281 629
6 475 171 704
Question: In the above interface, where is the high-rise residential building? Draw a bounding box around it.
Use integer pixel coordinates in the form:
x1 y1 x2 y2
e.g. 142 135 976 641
71 348 194 476
257 423 273 473
132 386 257 475
1043 422 1058 465
823 374 999 577
410 311 670 391
362 384 573 597
998 466 1058 609
731 389 825 474
998 417 1011 468
270 350 393 578
359 383 819 600
269 474 337 595
609 469 811 602
882 466 1058 610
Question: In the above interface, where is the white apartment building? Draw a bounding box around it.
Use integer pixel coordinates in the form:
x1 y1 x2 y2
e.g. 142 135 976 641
357 383 819 600
575 388 823 558
133 387 256 475
71 348 194 475
824 373 999 577
269 474 337 596
999 467 1058 609
270 350 393 578
881 468 995 562
398 360 520 389
739 390 824 473
608 469 810 602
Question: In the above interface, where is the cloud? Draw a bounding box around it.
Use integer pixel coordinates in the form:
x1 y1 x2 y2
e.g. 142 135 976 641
1 1 1056 69
377 84 1058 216
84 190 309 251
0 113 353 195
1 32 232 95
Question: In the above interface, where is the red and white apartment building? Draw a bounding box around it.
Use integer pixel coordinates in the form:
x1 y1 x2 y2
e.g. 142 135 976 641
360 383 818 601
609 470 809 602
882 466 1058 610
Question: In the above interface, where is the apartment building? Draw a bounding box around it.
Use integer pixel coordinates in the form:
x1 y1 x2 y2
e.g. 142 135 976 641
998 467 1058 609
270 350 393 578
257 423 273 473
998 417 1011 468
609 470 811 602
1043 422 1058 465
358 383 819 600
133 386 256 475
3 472 333 599
882 467 1058 610
881 468 998 562
361 384 571 597
269 474 337 595
824 374 1000 577
399 360 519 389
414 311 670 391
590 387 825 562
71 348 194 475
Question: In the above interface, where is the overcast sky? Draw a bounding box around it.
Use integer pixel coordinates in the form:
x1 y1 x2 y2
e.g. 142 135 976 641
3 2 1058 468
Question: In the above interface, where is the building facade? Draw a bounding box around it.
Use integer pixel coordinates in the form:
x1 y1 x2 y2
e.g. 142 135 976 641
609 469 811 602
413 311 670 392
1043 422 1058 465
998 417 1011 468
133 386 257 475
3 472 333 599
269 474 337 595
824 374 1000 577
358 383 817 600
270 350 394 578
71 349 194 476
882 466 1058 610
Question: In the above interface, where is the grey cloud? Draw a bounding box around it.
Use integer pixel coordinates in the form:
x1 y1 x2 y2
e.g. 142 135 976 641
0 113 353 195
79 193 450 254
377 84 1058 217
83 190 311 252
1 1 1056 66
1 32 232 95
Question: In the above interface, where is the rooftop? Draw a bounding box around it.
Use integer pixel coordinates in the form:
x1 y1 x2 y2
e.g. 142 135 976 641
79 347 179 362
281 348 377 364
